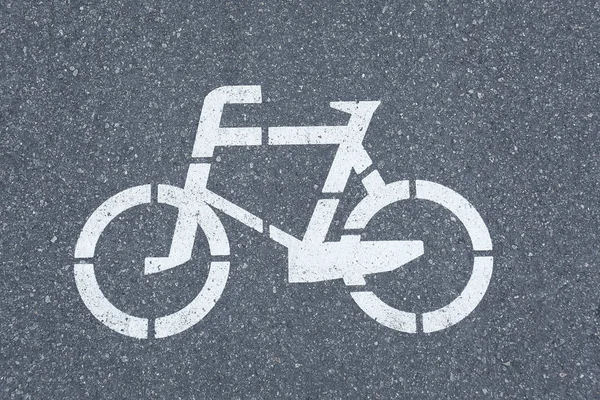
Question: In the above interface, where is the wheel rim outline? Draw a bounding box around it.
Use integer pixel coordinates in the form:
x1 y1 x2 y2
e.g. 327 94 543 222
73 184 230 339
345 180 493 333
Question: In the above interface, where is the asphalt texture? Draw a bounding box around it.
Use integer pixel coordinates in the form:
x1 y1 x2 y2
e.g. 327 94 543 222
1 1 599 399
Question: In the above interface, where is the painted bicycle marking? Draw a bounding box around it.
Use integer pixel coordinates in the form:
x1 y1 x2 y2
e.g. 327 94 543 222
74 86 493 338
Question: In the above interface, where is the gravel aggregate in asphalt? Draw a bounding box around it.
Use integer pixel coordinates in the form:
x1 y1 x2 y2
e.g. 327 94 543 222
1 1 599 398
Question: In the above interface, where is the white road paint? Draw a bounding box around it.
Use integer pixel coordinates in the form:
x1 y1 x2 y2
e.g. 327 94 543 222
350 291 417 333
74 85 494 338
360 170 387 195
144 180 230 274
320 238 422 285
268 101 378 193
279 231 424 285
270 197 423 285
302 199 339 243
345 179 410 230
74 263 149 338
74 185 151 258
344 177 493 333
74 179 230 338
154 261 229 338
422 256 493 333
201 190 263 233
415 180 493 251
192 85 262 157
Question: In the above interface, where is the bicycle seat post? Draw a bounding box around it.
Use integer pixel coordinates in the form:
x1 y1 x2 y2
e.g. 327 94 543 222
191 85 263 158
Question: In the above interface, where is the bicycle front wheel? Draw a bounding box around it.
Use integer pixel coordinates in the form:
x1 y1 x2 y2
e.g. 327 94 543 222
345 178 493 333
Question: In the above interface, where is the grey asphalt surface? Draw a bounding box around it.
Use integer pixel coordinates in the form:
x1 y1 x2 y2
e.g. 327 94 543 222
1 1 599 398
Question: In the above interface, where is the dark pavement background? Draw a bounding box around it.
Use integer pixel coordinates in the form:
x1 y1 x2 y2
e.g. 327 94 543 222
1 0 599 398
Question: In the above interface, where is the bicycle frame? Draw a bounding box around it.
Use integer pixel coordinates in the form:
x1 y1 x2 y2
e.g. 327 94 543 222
144 86 424 285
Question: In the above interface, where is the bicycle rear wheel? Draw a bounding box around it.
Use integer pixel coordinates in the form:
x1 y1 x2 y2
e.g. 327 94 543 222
73 184 229 338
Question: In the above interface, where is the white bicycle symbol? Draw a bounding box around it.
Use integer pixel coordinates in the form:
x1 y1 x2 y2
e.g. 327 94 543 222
74 86 493 339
